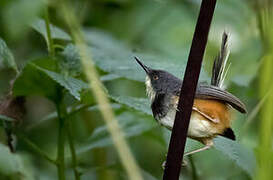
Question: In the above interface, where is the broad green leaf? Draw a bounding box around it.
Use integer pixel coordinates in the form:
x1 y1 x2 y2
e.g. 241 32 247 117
60 44 82 77
13 58 88 101
0 143 22 175
141 169 158 180
35 65 89 101
77 112 156 154
0 114 15 122
59 28 209 83
0 38 18 73
101 1 195 58
99 0 258 87
128 3 196 58
228 37 262 87
100 74 121 81
31 18 71 45
214 136 256 177
110 95 152 115
61 43 122 80
13 58 59 101
84 29 209 83
0 143 34 179
27 103 122 130
0 115 15 127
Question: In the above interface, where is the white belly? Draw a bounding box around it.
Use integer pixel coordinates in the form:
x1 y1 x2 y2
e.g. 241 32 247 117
158 109 214 138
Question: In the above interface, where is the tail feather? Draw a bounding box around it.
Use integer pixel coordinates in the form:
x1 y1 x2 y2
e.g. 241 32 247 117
221 128 236 140
211 32 230 88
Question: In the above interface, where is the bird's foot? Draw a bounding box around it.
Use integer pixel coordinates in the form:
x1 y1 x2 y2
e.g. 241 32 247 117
161 160 188 170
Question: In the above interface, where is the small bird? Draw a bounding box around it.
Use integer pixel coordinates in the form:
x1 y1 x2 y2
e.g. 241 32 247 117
135 32 247 156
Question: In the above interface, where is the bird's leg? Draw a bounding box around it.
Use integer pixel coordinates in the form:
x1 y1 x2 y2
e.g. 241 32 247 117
183 144 212 156
162 153 188 169
162 140 213 169
184 139 213 156
161 160 188 169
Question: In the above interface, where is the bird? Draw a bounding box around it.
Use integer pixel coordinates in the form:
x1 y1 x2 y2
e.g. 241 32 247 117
134 32 247 157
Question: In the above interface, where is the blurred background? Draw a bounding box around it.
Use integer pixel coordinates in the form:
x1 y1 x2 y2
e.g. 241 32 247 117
0 0 272 179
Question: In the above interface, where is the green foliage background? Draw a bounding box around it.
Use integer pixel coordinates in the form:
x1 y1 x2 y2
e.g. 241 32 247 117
0 0 272 179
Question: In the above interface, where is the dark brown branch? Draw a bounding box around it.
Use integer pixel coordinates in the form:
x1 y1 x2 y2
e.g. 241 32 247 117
163 0 217 179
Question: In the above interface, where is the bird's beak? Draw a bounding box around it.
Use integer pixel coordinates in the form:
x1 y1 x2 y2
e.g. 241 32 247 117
134 56 151 74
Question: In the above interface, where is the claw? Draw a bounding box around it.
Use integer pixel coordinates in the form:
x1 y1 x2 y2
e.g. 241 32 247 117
161 160 188 170
162 161 166 170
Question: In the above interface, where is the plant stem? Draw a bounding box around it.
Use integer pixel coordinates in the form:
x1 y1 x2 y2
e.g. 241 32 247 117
19 133 56 165
45 7 55 57
189 155 198 180
53 44 65 50
56 100 66 180
256 2 273 180
66 119 80 180
59 2 143 179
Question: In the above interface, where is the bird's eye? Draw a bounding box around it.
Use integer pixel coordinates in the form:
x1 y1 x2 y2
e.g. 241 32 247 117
153 75 159 80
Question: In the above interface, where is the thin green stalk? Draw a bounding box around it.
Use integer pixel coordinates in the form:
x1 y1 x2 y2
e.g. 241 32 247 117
45 7 55 57
26 104 94 131
67 104 92 118
56 100 66 180
58 1 143 179
257 55 273 180
53 44 65 50
256 1 273 179
188 155 198 180
66 119 80 180
19 134 56 165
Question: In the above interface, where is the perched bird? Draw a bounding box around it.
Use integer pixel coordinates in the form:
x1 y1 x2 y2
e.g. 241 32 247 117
135 32 247 156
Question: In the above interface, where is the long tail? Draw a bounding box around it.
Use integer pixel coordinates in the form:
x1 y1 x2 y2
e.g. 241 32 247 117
211 32 230 89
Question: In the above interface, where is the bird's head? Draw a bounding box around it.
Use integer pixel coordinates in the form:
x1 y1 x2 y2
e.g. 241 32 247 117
134 57 181 101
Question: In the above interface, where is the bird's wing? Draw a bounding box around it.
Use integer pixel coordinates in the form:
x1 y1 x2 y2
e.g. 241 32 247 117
173 96 223 124
196 84 247 113
170 79 246 113
192 106 220 123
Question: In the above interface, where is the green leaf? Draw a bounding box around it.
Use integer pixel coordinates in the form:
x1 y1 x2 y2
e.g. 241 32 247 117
110 95 152 115
28 103 122 130
77 112 156 154
228 37 262 87
100 74 121 81
0 143 34 179
84 29 209 83
0 114 15 122
0 38 18 73
214 136 256 177
0 143 22 175
60 44 82 77
13 58 59 101
102 0 258 87
13 58 88 101
35 65 89 101
0 115 15 127
31 18 71 44
141 169 158 180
